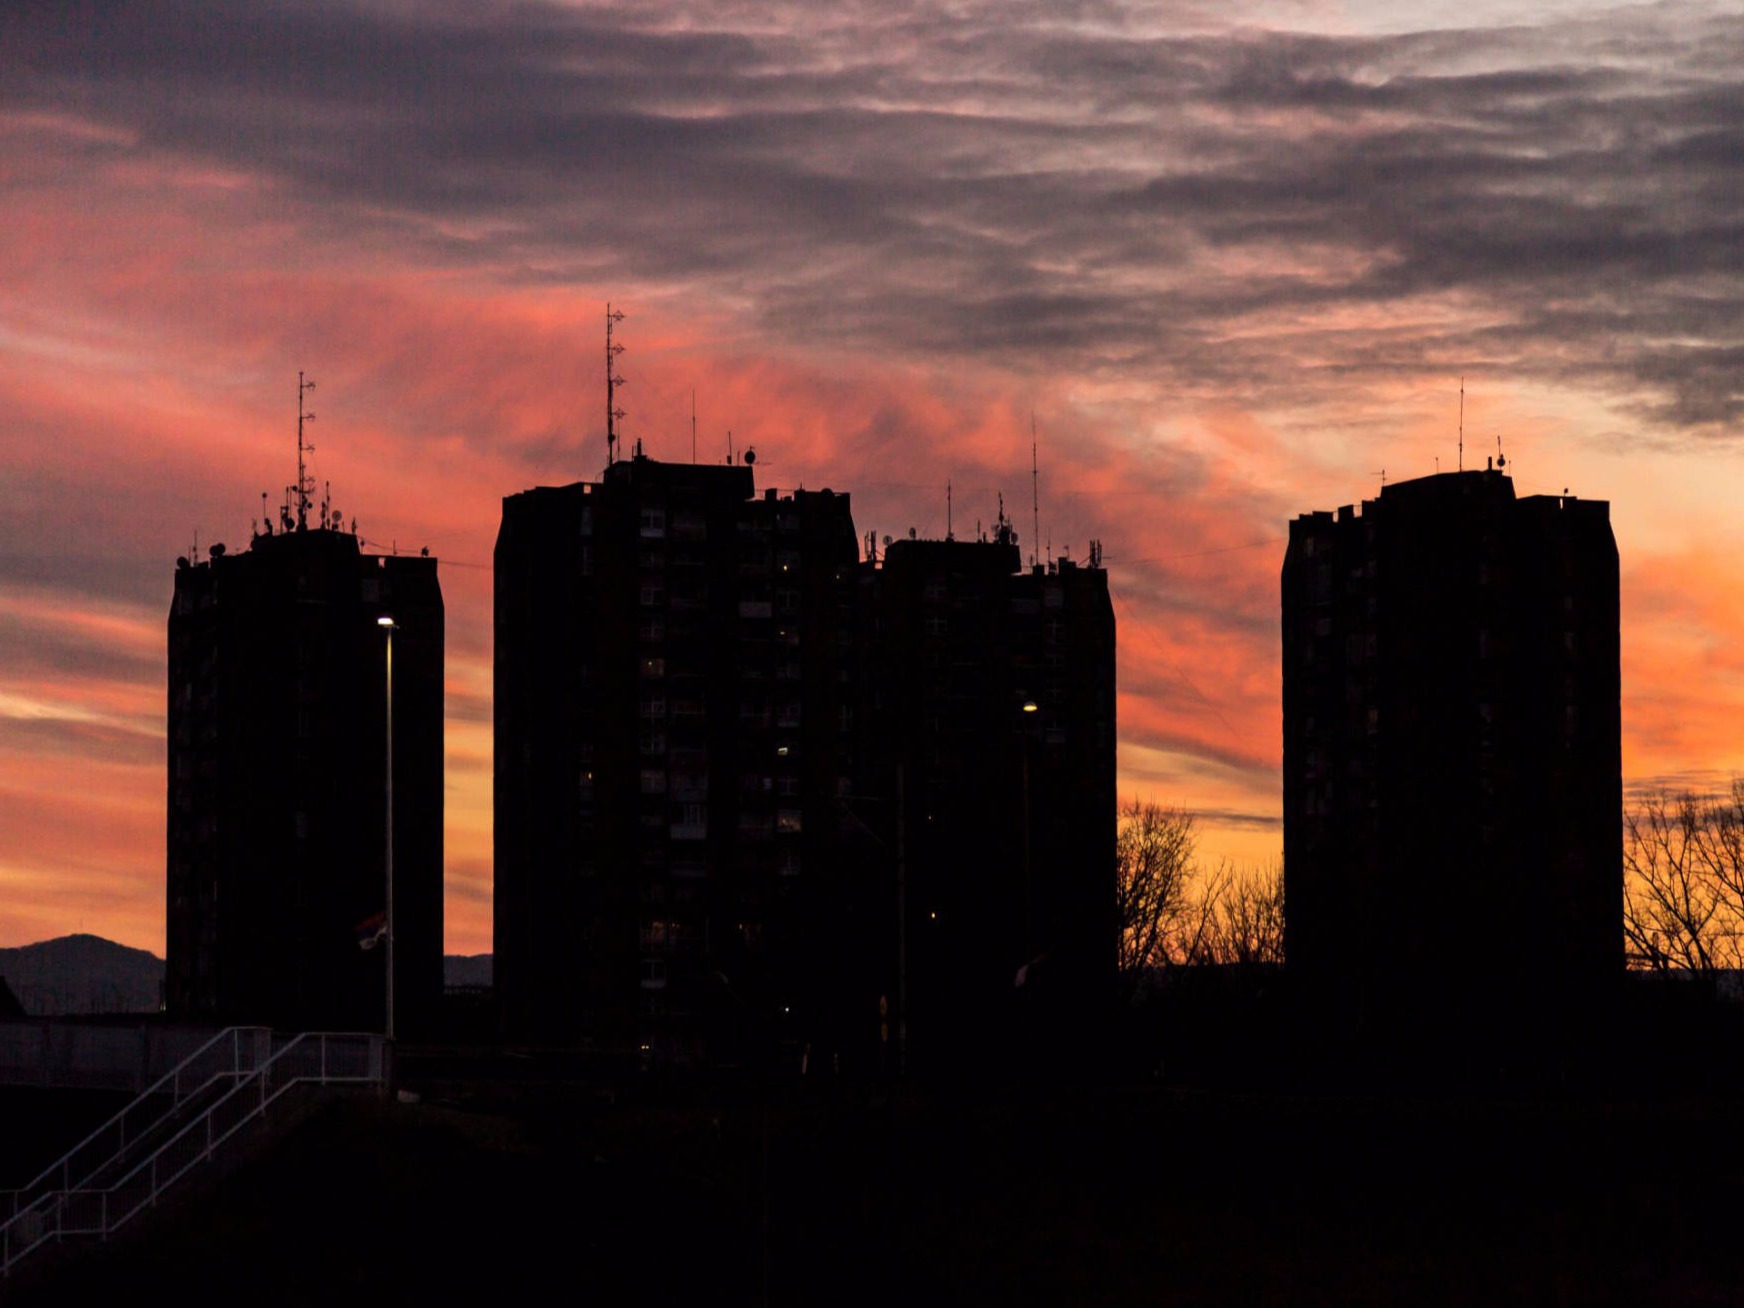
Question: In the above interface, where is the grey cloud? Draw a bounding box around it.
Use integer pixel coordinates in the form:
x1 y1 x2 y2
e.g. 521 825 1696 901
7 0 1742 433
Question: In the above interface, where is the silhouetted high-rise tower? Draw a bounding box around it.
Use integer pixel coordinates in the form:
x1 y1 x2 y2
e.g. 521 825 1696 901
1282 468 1621 1054
166 438 443 1034
495 450 1118 1073
494 454 860 1062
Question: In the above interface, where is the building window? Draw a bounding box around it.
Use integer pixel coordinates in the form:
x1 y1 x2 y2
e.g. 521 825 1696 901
640 769 667 795
640 657 665 679
777 810 803 834
640 959 667 989
671 804 708 840
639 584 665 608
639 508 666 538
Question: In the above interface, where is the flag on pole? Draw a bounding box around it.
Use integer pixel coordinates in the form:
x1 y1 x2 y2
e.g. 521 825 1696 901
355 911 387 950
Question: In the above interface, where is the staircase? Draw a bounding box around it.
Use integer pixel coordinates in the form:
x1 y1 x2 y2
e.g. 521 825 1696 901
1 1028 386 1277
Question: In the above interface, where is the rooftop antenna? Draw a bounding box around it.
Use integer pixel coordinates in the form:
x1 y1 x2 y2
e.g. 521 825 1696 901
946 480 953 541
1373 467 1386 489
726 429 735 465
1495 434 1506 471
605 304 626 467
1458 376 1465 472
295 372 316 532
1031 413 1041 570
691 389 698 464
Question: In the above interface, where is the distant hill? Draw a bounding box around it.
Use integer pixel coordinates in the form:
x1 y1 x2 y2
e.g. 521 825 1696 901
0 937 493 1016
0 935 164 1016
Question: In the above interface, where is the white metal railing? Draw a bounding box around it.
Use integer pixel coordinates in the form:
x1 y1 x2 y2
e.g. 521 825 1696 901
1 1031 385 1277
0 1027 271 1225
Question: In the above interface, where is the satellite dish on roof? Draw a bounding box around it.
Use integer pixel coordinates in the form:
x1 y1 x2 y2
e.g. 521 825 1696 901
743 446 757 465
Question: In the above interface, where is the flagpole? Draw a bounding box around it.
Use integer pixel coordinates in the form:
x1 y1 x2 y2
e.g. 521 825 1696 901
378 615 396 1043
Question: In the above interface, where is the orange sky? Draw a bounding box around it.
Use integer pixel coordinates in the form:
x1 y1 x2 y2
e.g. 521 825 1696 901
4 1 1742 955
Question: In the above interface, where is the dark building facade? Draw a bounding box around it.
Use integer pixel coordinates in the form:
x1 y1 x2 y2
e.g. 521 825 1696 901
495 455 1116 1074
495 455 861 1063
166 526 444 1035
856 530 1117 1074
1282 468 1621 1051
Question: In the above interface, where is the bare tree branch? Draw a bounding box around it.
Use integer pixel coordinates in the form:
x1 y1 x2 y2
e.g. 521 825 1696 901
1117 801 1285 996
1624 786 1744 973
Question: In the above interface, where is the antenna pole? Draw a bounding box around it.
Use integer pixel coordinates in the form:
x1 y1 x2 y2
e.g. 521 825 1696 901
1030 413 1040 571
946 480 953 541
605 304 626 467
296 372 317 532
1458 376 1464 472
691 389 698 464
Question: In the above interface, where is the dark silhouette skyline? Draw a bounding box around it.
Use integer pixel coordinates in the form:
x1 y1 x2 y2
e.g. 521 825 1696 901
165 520 444 1036
495 450 1114 1070
1283 466 1622 1063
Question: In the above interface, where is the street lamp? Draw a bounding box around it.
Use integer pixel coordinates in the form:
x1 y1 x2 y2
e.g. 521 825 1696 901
1020 701 1038 956
377 615 396 1042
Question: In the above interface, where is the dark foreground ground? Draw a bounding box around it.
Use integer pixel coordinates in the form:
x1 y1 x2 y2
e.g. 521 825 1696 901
11 1074 1744 1307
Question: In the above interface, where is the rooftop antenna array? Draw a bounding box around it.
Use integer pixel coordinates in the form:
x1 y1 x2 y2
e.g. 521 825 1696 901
1458 376 1465 472
294 371 316 531
1495 434 1506 471
1030 413 1041 570
605 304 626 467
993 492 1017 549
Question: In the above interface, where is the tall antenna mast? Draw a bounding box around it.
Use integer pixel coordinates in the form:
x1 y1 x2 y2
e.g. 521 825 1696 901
1030 413 1041 571
605 303 626 467
1458 375 1464 472
296 371 316 532
946 480 953 541
691 388 698 464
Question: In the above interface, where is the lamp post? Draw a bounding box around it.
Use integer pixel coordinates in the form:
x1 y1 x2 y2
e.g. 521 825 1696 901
1021 700 1038 955
377 615 396 1042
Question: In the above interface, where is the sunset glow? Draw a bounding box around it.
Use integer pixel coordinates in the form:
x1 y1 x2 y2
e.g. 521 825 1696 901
4 0 1742 955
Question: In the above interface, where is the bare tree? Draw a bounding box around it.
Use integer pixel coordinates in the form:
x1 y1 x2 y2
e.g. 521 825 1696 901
1199 860 1285 967
1624 783 1744 973
1116 801 1207 994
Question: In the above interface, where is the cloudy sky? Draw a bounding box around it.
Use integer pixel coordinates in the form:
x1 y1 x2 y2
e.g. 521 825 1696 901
3 0 1742 954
